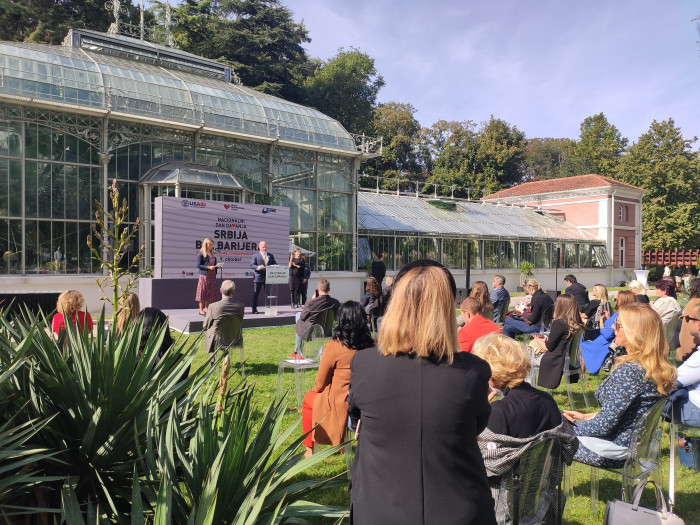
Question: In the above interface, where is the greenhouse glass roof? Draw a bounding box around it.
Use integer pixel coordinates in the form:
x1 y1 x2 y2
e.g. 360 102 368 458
358 193 600 242
141 162 251 191
0 29 359 152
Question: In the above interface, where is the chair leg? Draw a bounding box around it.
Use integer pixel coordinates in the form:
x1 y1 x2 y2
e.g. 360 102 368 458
239 347 245 378
276 363 285 400
566 376 577 411
580 370 590 410
293 367 304 407
590 466 600 514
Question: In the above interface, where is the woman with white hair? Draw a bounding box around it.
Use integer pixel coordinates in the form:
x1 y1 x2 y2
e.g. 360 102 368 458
627 279 649 304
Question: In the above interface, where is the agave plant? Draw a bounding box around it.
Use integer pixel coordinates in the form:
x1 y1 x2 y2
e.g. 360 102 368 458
0 306 213 521
131 376 348 524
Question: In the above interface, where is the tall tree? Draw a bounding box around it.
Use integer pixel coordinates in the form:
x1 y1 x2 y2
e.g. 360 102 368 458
521 137 576 181
303 47 385 134
363 102 423 184
569 112 628 178
617 119 700 250
476 116 527 189
171 0 311 102
0 0 141 43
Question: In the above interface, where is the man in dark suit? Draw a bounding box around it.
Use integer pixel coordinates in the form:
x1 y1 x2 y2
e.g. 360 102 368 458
300 254 311 305
203 279 245 359
249 240 276 314
294 278 340 352
564 274 589 312
371 253 386 286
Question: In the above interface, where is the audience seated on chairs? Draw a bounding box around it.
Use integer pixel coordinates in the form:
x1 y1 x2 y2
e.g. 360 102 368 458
503 278 554 339
301 301 374 458
490 274 510 324
458 297 501 353
52 289 94 335
562 303 676 468
581 290 636 375
348 260 497 525
295 279 340 353
114 292 140 337
628 279 650 304
581 284 613 340
674 300 700 426
470 280 494 320
473 333 578 520
652 278 682 327
529 293 584 389
203 280 245 364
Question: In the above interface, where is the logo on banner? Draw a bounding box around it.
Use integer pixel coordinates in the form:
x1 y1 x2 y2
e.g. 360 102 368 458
224 204 230 209
182 200 206 208
262 207 277 214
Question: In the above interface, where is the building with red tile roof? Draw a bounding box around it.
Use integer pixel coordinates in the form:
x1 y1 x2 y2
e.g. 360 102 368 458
483 174 646 270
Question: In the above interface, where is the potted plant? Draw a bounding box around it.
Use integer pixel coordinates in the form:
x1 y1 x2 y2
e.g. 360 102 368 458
518 261 535 291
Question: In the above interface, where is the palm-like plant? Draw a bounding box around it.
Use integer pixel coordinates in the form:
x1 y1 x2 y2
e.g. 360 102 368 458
1 307 212 520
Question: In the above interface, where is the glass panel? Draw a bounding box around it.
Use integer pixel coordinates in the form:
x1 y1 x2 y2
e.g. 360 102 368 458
9 159 21 216
396 236 417 270
519 242 535 265
442 238 463 269
468 240 482 270
272 187 315 231
50 164 64 219
418 237 439 261
501 240 517 269
0 159 7 216
563 243 577 268
272 147 315 188
0 121 21 157
38 220 52 273
318 191 351 232
592 245 612 267
25 161 38 218
290 232 317 272
318 233 351 271
484 240 499 269
0 219 22 273
25 220 38 273
579 244 592 268
318 153 352 192
534 242 549 269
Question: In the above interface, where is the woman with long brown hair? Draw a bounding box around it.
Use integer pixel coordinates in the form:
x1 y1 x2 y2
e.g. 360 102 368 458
470 280 494 319
563 303 676 468
347 260 496 525
529 293 583 389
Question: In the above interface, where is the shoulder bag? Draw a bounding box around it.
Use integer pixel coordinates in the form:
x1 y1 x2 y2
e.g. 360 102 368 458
603 480 684 524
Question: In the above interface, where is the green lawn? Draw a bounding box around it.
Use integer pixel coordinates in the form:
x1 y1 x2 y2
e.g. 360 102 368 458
180 325 700 524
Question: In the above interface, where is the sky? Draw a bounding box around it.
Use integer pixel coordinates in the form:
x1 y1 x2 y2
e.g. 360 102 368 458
287 0 700 144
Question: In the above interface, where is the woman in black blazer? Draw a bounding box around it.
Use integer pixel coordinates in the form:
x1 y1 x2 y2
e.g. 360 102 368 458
530 293 583 389
348 260 496 525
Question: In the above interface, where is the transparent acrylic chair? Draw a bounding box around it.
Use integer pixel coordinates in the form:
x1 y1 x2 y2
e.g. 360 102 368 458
564 396 669 513
276 324 325 406
562 329 590 410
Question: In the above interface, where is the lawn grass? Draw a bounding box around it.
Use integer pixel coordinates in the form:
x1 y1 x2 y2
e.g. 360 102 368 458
180 325 700 524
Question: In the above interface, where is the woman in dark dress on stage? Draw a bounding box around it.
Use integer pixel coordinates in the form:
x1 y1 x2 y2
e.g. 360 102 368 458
195 237 217 315
289 247 304 308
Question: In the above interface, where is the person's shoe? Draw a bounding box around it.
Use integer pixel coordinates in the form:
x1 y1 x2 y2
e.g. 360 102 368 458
251 310 260 314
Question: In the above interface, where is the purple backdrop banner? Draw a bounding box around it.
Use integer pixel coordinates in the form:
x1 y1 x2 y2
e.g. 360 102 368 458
154 196 290 279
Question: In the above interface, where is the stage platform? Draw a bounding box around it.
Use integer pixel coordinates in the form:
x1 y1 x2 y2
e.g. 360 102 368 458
163 305 299 334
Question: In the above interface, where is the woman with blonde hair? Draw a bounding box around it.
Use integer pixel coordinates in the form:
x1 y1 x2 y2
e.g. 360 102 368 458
503 277 554 338
627 279 649 304
563 303 677 468
470 280 494 319
52 289 93 335
114 292 140 336
530 293 584 389
474 333 576 521
348 260 496 525
195 237 217 315
581 284 613 340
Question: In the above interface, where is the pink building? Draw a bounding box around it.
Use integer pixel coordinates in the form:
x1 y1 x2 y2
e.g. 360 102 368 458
483 174 646 270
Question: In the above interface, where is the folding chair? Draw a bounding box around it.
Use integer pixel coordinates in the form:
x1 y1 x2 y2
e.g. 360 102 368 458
276 324 325 406
562 329 589 410
565 396 669 513
493 437 562 525
214 314 244 376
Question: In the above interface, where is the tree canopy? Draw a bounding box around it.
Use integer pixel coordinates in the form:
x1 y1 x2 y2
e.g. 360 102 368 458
568 112 628 178
616 119 700 250
303 47 385 134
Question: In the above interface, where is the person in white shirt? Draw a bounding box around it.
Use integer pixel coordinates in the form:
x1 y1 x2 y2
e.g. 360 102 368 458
676 301 700 427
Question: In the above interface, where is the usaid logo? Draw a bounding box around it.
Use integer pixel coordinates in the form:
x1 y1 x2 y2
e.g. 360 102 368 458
182 200 206 208
261 207 276 214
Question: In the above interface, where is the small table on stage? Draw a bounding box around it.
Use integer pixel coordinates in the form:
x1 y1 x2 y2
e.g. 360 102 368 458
264 265 288 316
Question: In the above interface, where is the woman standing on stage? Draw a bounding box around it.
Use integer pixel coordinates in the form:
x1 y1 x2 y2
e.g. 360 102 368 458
289 247 304 308
196 237 217 315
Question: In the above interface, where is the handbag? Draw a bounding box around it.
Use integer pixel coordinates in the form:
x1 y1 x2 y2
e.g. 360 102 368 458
603 480 684 525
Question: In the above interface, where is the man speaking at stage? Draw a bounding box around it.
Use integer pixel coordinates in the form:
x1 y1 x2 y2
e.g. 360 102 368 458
250 240 276 314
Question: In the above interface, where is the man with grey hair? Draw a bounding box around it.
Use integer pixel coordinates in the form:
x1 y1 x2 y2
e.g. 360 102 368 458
490 274 510 323
203 279 245 356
